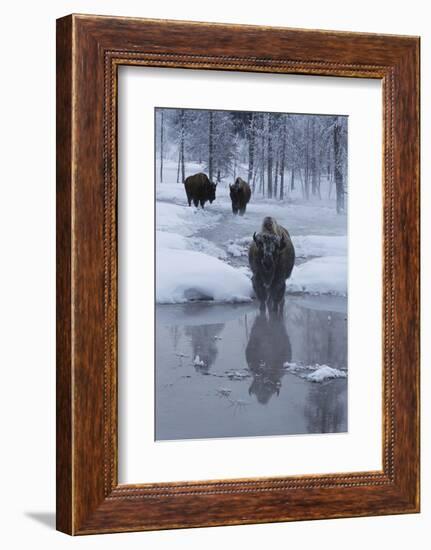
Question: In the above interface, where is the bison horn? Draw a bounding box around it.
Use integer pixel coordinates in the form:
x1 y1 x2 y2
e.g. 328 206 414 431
253 232 257 243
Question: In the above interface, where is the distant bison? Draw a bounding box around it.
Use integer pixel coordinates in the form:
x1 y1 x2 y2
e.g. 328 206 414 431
248 216 295 314
229 177 251 215
184 173 217 209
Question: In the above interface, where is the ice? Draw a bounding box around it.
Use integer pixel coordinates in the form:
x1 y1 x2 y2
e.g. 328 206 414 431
193 355 206 367
306 365 347 382
287 256 347 296
156 248 253 304
283 362 347 382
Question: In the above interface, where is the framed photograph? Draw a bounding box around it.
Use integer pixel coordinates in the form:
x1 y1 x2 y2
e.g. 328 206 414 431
56 14 420 534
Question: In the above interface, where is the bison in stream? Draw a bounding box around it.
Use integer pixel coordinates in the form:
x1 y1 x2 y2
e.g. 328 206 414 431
248 216 295 314
229 177 251 215
184 173 217 209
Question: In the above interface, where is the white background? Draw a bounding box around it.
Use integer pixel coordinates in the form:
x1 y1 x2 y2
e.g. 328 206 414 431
0 0 428 548
119 67 382 483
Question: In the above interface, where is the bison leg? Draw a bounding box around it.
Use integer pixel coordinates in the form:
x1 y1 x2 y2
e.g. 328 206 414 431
269 280 286 314
186 193 192 207
200 200 205 209
193 198 199 208
232 206 238 215
252 275 267 312
239 207 246 216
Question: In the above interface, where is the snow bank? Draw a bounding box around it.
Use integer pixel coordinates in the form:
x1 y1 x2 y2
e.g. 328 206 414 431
156 248 253 304
284 362 347 383
287 256 347 296
156 183 188 203
156 201 222 236
293 235 347 258
157 231 226 259
227 242 246 257
156 231 188 250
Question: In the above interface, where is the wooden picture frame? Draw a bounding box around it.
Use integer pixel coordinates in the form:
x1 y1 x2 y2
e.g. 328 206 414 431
56 14 420 535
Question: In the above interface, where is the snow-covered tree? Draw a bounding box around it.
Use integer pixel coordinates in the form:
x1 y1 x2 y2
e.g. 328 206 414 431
155 107 347 211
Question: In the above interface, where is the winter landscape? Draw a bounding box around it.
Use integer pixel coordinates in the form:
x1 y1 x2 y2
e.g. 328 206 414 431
154 107 348 440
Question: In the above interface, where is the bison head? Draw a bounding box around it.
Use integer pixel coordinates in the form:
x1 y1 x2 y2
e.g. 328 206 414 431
253 232 286 272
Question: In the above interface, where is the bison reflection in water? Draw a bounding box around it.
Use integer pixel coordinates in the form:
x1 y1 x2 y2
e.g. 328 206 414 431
245 313 292 404
184 323 224 372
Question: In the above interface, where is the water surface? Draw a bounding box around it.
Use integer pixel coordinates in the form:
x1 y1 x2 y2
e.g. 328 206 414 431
155 296 347 440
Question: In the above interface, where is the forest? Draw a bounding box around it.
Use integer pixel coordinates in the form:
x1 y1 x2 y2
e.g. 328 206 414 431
155 108 348 213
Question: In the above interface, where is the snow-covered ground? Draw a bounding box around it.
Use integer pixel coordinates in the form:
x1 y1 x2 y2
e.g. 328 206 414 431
287 256 347 295
157 248 252 303
156 161 347 304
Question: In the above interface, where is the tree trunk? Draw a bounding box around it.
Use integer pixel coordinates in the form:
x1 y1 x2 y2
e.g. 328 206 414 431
311 117 318 196
180 109 185 182
160 110 164 183
176 149 181 183
304 119 310 200
333 116 345 213
267 114 273 199
279 117 286 200
248 113 255 184
260 117 265 196
208 111 214 181
290 123 295 191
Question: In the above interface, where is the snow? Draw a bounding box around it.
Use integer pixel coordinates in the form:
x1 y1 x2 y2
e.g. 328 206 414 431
287 256 347 296
307 366 347 382
193 355 206 367
157 230 226 259
155 163 347 303
156 248 253 304
225 235 347 260
283 362 347 383
227 242 246 257
156 201 221 236
293 235 347 258
156 182 189 203
156 231 188 250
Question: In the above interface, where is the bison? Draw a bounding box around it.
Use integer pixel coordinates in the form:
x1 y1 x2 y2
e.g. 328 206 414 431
248 216 295 314
184 173 217 209
229 177 251 215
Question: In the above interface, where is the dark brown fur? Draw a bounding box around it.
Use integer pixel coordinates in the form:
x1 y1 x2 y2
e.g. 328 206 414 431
229 177 251 215
248 216 295 313
184 172 217 208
